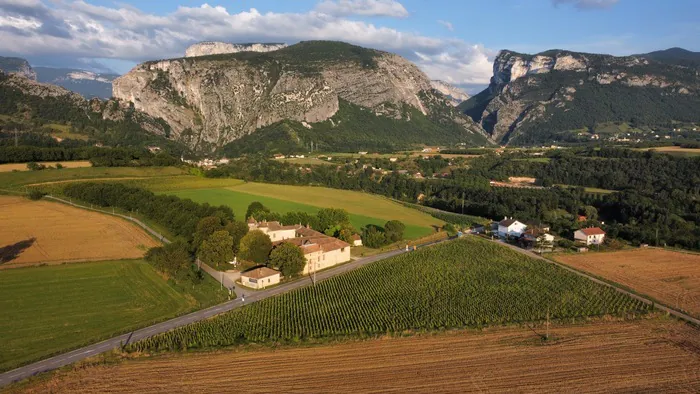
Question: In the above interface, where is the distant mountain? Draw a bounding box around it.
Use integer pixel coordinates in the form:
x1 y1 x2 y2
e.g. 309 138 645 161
459 49 700 145
34 67 118 99
638 47 700 67
0 56 36 80
430 80 470 106
114 40 489 152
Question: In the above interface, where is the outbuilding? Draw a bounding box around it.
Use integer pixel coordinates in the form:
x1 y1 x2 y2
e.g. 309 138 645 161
240 267 281 289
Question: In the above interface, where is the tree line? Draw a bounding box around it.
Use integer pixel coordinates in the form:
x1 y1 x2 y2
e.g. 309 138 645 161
0 146 179 166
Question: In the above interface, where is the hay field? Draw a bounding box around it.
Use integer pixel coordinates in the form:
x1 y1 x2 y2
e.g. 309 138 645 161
0 161 92 173
16 319 700 393
169 188 436 239
229 182 443 228
0 196 158 268
555 248 700 317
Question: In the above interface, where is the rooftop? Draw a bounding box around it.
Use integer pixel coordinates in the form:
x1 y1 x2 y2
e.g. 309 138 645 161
579 227 606 236
242 267 280 279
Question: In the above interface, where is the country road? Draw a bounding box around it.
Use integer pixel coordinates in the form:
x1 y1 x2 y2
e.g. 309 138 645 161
0 245 409 387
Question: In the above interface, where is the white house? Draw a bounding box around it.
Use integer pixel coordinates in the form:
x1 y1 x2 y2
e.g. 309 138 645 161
240 267 281 289
574 227 606 245
351 234 363 246
498 217 527 238
248 219 298 241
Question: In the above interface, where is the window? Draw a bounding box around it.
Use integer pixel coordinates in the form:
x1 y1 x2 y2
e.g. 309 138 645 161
341 248 345 252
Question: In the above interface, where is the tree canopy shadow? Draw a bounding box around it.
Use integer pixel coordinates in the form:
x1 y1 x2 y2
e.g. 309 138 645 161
0 238 36 264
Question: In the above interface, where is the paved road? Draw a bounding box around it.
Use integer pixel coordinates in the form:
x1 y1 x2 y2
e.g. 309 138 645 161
45 196 171 243
490 238 700 327
0 245 411 387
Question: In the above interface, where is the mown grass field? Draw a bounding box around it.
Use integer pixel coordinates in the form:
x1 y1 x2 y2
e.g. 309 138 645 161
0 166 186 191
129 238 650 353
0 161 92 173
168 187 437 239
0 259 220 372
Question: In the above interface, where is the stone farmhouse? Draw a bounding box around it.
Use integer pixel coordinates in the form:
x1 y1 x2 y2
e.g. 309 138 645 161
248 219 352 275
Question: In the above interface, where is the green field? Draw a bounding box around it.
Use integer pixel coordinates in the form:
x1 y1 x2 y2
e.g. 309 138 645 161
0 166 186 191
128 237 650 353
0 259 225 372
168 187 438 239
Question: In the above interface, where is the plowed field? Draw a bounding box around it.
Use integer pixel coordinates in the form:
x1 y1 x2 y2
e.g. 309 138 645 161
16 319 700 393
555 249 700 318
0 196 158 268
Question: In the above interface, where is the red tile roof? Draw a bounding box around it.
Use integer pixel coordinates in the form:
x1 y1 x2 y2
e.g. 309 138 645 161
579 227 606 236
242 267 280 279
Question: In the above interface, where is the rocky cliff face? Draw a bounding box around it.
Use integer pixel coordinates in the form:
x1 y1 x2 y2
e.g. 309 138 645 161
460 49 700 144
0 56 37 80
430 80 470 106
114 41 482 150
185 42 288 57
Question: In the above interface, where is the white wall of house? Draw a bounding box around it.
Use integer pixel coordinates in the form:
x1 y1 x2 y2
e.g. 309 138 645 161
241 273 281 289
302 247 351 275
498 221 527 237
266 229 297 241
574 231 606 245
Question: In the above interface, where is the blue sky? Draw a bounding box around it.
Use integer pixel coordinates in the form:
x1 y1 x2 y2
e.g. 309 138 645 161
0 0 698 91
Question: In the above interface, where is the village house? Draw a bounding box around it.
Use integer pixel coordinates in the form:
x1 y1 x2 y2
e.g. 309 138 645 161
574 227 606 245
240 267 281 289
276 226 351 275
520 227 555 249
498 217 527 238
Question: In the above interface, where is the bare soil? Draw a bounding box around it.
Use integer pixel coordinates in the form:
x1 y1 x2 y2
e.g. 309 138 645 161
15 319 700 393
555 248 700 318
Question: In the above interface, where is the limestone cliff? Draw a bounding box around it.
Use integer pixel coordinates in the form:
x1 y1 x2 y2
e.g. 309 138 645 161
430 80 470 106
460 49 700 144
0 56 37 81
185 42 288 57
114 41 485 150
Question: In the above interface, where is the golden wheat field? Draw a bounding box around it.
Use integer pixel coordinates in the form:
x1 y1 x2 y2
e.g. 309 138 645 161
0 196 158 268
556 249 700 318
15 319 700 393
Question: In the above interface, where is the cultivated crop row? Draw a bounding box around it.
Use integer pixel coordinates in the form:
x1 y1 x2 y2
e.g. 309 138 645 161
128 238 650 352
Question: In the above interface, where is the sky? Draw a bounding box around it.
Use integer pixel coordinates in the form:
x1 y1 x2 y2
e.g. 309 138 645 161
0 0 698 92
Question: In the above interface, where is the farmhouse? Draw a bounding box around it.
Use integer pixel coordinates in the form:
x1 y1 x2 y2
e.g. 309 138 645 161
241 267 281 289
248 219 297 241
498 217 527 238
574 227 606 245
273 226 352 275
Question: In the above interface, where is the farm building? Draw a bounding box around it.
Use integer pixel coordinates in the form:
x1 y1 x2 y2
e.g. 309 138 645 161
351 234 363 246
273 226 352 275
575 227 606 245
241 267 281 289
248 219 298 241
498 218 527 238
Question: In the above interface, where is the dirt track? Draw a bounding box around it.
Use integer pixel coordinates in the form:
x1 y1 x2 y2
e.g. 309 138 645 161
17 319 700 393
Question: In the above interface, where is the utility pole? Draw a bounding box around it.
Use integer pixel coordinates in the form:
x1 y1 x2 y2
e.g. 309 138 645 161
461 192 465 214
546 308 550 341
14 129 18 147
656 228 659 247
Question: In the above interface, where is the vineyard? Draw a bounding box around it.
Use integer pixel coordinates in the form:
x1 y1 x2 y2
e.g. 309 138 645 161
128 238 650 352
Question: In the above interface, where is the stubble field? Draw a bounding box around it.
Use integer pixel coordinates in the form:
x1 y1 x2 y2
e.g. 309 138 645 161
0 196 158 268
555 248 700 318
14 319 700 393
0 161 92 173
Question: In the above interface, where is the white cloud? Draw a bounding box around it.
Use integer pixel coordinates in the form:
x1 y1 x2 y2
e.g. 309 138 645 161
437 20 454 32
552 0 620 10
0 0 494 85
315 0 409 18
